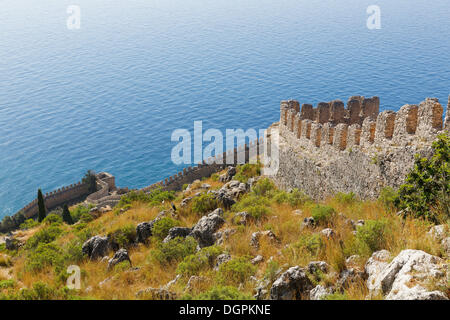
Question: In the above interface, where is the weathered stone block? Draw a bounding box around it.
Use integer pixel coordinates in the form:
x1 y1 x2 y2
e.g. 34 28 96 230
361 118 376 146
316 102 331 124
416 98 443 138
322 123 335 145
301 119 312 139
330 100 345 124
310 123 322 147
393 104 418 144
333 123 348 151
347 97 362 125
300 104 315 120
445 96 450 130
347 124 362 148
293 114 302 139
361 96 380 119
375 111 396 142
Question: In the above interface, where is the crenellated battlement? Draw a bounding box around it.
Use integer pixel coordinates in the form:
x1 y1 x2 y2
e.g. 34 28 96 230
273 95 449 200
279 96 448 153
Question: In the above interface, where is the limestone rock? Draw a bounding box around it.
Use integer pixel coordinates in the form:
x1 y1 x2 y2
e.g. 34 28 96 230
307 261 329 274
107 248 131 270
427 225 446 241
82 236 110 260
366 249 448 300
234 211 252 225
163 227 192 243
270 266 313 300
213 228 236 246
310 285 333 300
185 276 208 292
251 230 279 249
442 237 450 256
320 228 336 239
190 211 225 248
365 250 391 292
251 255 264 265
302 217 315 228
136 221 153 243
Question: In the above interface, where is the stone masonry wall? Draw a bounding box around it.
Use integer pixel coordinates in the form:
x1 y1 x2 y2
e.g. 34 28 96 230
273 95 449 200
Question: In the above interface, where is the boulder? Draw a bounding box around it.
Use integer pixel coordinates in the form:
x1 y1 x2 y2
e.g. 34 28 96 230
310 285 333 300
107 248 131 270
251 255 264 265
163 227 192 243
214 228 236 245
136 221 153 243
336 268 365 290
307 261 329 274
234 211 252 225
82 236 110 260
302 217 315 228
251 230 279 249
442 237 450 256
180 197 193 208
214 189 236 209
5 236 18 251
270 266 313 300
190 211 225 248
366 249 448 300
364 250 391 292
219 166 236 182
427 225 446 241
214 253 231 270
320 228 336 239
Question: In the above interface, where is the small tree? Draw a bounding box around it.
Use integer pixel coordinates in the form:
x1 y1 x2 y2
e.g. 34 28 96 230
396 133 449 222
62 204 73 225
37 189 47 222
82 170 97 194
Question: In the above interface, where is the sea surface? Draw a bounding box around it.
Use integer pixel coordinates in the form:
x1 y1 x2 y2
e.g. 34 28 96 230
0 0 449 218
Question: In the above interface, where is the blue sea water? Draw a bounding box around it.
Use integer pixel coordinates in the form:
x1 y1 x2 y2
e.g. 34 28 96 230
0 0 449 218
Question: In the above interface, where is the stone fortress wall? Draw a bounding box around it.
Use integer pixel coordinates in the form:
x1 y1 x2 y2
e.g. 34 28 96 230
13 140 265 221
272 95 450 199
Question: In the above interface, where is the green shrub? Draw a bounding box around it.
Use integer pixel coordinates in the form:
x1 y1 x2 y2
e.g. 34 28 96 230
118 188 175 208
355 219 390 255
379 187 399 211
396 133 449 222
42 213 63 226
17 282 79 300
152 217 179 241
63 239 85 264
79 212 94 223
252 178 275 196
25 243 64 273
25 225 63 249
108 224 137 247
152 236 197 265
273 188 310 206
0 255 12 267
211 173 219 182
191 193 218 215
176 246 223 277
234 163 261 183
264 260 280 282
0 279 15 289
311 205 336 225
182 184 189 190
185 285 254 300
334 192 357 205
293 234 324 256
322 292 348 300
19 219 39 230
217 256 256 286
70 205 90 223
232 194 271 220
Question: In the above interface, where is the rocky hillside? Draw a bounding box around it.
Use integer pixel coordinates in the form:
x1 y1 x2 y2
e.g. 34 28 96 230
0 161 449 300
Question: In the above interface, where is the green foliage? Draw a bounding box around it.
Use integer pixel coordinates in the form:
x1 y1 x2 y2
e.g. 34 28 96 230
108 224 137 248
355 219 390 255
273 188 310 207
151 217 179 241
42 213 63 226
176 246 223 277
378 187 399 211
118 188 175 208
234 163 261 183
0 255 12 267
152 236 197 265
0 279 15 289
62 239 85 264
19 219 39 230
182 184 189 190
396 133 449 222
210 173 219 182
25 243 64 273
322 292 348 300
113 260 132 273
25 225 63 249
37 189 46 223
184 285 254 300
0 216 16 233
311 205 336 225
252 178 275 196
334 192 357 205
82 170 97 194
217 256 256 286
232 193 271 220
191 193 218 215
264 260 280 282
70 205 90 224
62 204 74 225
79 212 94 223
293 234 324 256
14 282 80 300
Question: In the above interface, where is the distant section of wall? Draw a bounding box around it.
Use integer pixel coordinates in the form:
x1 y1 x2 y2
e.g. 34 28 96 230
273 95 449 200
141 139 264 193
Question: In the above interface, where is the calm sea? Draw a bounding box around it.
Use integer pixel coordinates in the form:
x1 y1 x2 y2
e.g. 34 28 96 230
0 0 449 218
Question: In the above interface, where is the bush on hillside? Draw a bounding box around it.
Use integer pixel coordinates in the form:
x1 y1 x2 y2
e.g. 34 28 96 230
191 193 218 215
152 217 179 240
311 205 336 225
217 256 256 286
152 236 197 265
